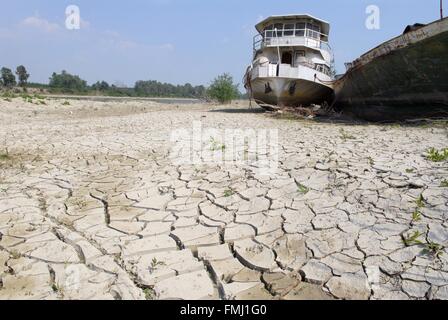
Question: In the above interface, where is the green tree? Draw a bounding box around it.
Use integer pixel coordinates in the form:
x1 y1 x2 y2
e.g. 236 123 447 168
15 65 30 87
92 81 110 91
1 67 17 88
134 80 206 98
207 73 239 104
49 70 87 93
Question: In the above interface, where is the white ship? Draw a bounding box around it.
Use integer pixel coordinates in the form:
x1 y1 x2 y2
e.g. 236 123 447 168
244 14 334 110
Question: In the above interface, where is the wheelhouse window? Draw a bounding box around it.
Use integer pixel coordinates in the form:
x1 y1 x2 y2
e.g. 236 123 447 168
265 25 274 38
262 21 323 41
306 23 321 40
295 23 305 36
273 23 283 37
283 23 294 36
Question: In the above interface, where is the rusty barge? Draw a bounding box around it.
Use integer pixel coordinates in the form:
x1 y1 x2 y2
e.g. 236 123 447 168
333 17 448 121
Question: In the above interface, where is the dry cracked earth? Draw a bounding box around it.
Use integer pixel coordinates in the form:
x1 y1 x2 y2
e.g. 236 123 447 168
0 97 448 300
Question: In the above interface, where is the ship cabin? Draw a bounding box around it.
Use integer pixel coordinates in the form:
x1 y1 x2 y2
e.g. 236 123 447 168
252 14 333 80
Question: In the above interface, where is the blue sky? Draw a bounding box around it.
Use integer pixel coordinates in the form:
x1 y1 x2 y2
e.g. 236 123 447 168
0 0 444 87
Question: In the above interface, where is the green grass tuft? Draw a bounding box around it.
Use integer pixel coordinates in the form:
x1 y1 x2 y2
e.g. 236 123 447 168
416 194 426 208
209 137 225 152
143 287 156 300
412 210 422 222
423 241 445 258
339 128 356 141
297 183 310 194
0 153 11 161
402 230 424 246
426 147 448 162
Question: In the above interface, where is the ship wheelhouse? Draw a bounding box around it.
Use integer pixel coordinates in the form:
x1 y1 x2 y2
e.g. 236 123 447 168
251 14 333 81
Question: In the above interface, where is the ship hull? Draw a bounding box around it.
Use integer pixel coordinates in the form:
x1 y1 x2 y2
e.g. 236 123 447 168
251 77 334 110
334 18 448 121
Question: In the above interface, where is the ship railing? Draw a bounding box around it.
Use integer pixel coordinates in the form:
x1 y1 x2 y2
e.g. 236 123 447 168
251 63 333 81
253 28 331 52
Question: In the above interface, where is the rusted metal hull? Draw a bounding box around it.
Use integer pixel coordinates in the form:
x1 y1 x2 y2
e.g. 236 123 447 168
251 77 334 110
334 18 448 121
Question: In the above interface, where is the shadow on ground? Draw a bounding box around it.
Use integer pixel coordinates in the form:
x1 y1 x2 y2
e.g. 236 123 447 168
209 105 448 128
209 107 265 114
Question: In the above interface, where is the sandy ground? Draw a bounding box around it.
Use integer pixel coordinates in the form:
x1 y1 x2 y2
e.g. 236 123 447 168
0 96 448 300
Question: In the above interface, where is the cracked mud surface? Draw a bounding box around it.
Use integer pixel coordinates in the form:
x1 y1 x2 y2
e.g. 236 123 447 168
1 98 448 300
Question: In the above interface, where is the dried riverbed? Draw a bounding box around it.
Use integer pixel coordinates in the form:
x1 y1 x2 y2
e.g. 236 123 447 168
0 97 447 300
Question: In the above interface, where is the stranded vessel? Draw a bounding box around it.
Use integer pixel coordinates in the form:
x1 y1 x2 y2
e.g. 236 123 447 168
333 17 448 121
244 14 334 110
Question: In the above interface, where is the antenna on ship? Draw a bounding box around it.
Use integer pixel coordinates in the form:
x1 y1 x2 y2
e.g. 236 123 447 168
442 0 444 19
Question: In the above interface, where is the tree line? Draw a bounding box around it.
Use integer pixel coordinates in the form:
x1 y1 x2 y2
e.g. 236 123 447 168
0 66 30 88
1 66 243 102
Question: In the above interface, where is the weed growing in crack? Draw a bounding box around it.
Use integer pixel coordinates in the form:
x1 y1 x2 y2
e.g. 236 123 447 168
441 179 448 187
149 258 166 273
423 241 445 258
224 189 234 197
402 230 424 246
10 250 21 259
339 128 356 141
62 101 71 106
411 195 425 223
416 194 426 208
402 230 445 258
426 147 448 162
143 287 156 300
297 183 310 194
74 199 87 209
0 148 10 161
412 210 422 222
405 168 414 173
51 283 65 298
209 137 225 152
51 283 60 293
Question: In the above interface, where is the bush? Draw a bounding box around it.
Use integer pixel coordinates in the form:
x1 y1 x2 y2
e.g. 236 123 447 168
49 70 88 93
207 73 240 104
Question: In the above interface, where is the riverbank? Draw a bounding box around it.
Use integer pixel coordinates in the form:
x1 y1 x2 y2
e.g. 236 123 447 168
0 97 447 300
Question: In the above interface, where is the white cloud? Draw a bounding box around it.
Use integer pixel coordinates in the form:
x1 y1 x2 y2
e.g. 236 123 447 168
99 30 174 51
20 16 61 33
155 43 175 51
